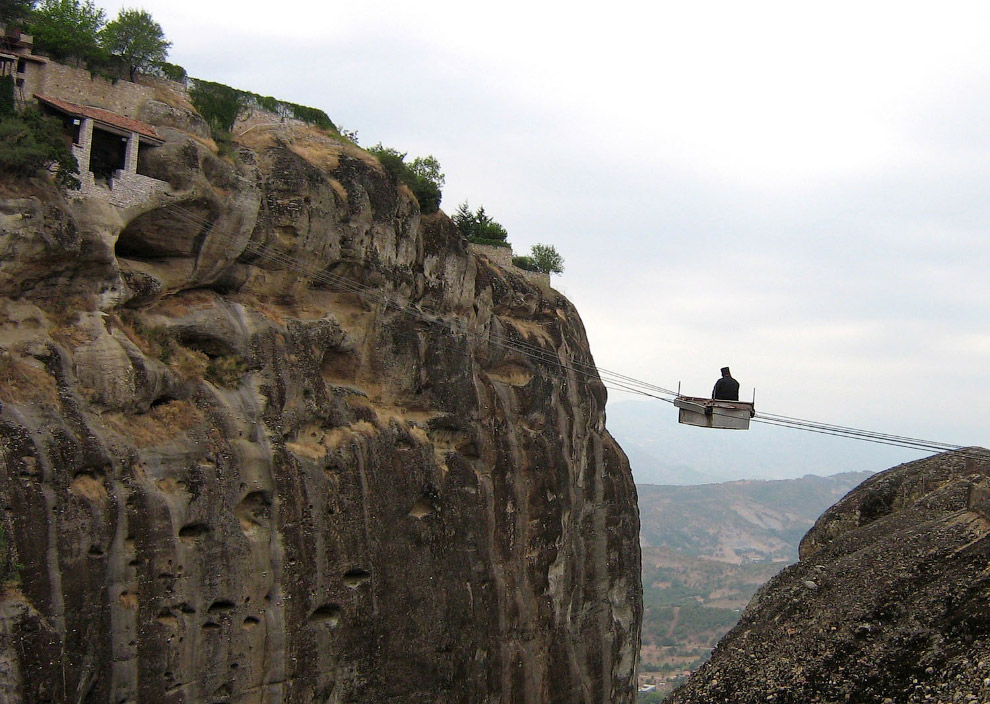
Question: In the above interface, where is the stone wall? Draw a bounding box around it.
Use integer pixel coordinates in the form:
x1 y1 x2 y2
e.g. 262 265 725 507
469 242 513 268
15 57 46 105
468 243 552 287
71 170 168 209
36 61 156 117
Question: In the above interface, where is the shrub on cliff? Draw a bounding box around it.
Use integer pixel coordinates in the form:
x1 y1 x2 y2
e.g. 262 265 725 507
368 144 444 214
189 79 245 137
189 78 338 149
0 109 79 189
512 255 538 271
513 247 565 275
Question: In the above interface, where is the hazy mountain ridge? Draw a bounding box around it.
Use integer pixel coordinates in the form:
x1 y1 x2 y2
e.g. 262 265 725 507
636 470 872 690
638 471 872 563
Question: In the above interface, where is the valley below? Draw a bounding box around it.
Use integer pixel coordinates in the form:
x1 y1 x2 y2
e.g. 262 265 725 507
635 472 871 697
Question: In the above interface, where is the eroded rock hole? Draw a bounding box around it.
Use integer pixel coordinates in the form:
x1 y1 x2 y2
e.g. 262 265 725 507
116 200 218 260
178 523 210 543
308 604 341 626
321 349 357 383
87 545 104 557
235 491 272 534
202 621 221 631
156 609 178 629
455 439 480 458
149 395 177 410
343 569 371 589
208 600 236 614
242 616 260 630
409 495 436 519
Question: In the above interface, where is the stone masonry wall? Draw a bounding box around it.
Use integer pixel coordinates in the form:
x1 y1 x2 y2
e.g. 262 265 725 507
469 243 552 287
37 61 156 117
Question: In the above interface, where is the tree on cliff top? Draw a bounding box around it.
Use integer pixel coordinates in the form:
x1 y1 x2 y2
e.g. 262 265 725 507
368 144 444 214
29 0 105 64
0 0 37 26
530 243 564 274
454 201 510 246
100 8 171 81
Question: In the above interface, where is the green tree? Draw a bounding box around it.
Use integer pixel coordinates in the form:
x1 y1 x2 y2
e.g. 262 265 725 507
408 154 444 189
0 0 37 26
529 243 564 274
455 201 509 245
29 0 105 64
476 206 507 241
453 200 475 238
0 109 79 189
100 7 171 81
368 143 443 214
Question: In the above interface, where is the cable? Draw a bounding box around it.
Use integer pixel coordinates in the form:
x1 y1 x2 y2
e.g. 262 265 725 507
138 183 983 462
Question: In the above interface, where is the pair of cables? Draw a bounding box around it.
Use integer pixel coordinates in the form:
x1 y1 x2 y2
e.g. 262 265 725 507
143 185 981 462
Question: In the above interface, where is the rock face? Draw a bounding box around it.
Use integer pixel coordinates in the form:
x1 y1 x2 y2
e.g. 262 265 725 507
0 109 641 702
668 448 990 704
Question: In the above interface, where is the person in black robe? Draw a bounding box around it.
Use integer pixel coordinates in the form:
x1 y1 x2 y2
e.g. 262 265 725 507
712 367 739 401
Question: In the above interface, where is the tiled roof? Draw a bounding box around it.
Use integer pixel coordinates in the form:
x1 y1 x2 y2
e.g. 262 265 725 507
35 94 163 143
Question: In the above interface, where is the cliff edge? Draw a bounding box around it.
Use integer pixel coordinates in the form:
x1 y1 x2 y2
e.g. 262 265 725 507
668 447 990 704
0 97 641 703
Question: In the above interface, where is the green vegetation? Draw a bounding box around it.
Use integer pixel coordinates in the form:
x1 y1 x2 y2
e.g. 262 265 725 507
454 201 509 246
100 7 171 81
205 355 248 388
188 77 338 150
0 0 36 26
151 61 186 82
189 78 243 142
22 1 183 80
456 203 564 274
0 108 79 188
530 243 564 274
0 75 15 117
29 0 106 64
368 144 443 213
512 244 564 274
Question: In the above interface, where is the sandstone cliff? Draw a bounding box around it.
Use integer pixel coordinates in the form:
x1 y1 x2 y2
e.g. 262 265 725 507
0 98 641 703
667 448 990 704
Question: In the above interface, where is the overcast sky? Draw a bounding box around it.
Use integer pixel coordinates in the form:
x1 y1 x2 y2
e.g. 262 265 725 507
100 0 990 472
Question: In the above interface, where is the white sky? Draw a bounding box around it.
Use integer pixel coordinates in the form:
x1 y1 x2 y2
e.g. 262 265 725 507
101 0 990 467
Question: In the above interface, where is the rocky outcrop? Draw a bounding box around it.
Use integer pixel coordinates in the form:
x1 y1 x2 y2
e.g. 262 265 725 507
668 448 990 704
0 110 641 703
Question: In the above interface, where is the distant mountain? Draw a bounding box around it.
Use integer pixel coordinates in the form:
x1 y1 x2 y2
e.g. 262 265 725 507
637 470 873 689
667 449 990 704
608 399 918 484
638 472 872 562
